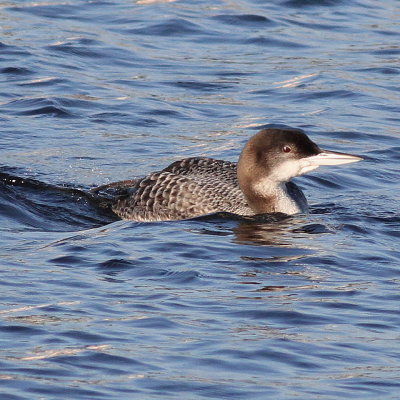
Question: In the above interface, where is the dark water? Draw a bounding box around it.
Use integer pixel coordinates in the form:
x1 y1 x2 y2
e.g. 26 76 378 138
1 0 399 399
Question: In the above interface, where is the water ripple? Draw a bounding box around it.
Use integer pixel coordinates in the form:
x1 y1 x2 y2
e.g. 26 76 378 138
1 0 400 399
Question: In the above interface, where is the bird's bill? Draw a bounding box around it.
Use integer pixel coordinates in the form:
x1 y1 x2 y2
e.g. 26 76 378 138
307 149 363 166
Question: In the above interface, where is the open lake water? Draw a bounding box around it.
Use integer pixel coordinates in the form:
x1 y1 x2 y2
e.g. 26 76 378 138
0 0 399 399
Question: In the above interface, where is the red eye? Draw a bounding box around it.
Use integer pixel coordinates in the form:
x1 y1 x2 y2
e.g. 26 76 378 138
283 146 292 153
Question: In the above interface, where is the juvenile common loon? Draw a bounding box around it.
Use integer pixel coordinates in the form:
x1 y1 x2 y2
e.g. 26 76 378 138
94 128 362 222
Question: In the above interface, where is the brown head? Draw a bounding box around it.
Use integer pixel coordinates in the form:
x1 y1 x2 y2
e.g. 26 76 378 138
237 128 362 213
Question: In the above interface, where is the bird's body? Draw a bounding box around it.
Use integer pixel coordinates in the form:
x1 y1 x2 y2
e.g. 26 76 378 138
110 157 308 222
111 158 249 221
95 128 362 222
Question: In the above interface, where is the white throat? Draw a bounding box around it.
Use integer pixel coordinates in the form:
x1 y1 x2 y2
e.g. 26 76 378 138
251 178 303 214
268 159 320 182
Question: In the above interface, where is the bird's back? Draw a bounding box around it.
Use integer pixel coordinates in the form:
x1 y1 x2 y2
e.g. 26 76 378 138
111 157 252 221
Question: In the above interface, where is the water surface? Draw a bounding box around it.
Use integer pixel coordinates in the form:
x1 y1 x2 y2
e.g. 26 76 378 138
0 0 399 399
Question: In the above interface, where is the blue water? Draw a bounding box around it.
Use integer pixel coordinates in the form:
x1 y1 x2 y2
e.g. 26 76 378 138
1 0 399 399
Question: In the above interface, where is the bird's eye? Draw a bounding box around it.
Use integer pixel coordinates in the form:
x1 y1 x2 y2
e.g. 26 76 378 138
283 146 292 153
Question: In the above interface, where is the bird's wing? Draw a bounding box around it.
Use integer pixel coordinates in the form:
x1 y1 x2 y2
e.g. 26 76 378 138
163 157 239 187
111 169 243 221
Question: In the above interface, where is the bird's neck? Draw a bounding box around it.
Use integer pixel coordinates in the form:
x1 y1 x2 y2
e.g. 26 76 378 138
237 151 277 213
237 154 301 215
239 175 286 213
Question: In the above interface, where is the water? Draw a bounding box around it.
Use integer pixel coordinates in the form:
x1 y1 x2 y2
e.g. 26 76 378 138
1 0 399 399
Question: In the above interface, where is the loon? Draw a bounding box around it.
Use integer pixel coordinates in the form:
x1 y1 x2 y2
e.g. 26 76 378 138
94 128 362 222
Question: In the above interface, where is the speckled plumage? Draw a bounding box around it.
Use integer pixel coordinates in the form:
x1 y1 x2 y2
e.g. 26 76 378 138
111 158 254 221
